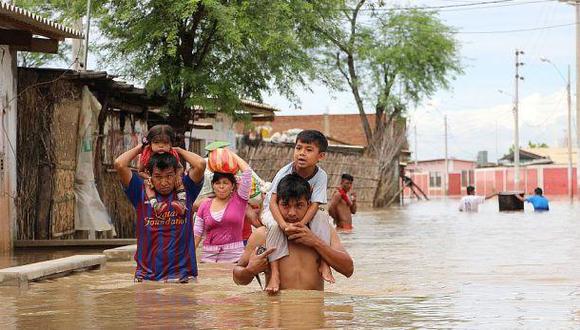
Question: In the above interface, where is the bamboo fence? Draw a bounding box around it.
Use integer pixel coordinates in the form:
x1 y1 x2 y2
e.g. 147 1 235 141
16 70 80 240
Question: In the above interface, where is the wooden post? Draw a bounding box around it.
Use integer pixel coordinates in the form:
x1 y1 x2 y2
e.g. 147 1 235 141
0 46 17 252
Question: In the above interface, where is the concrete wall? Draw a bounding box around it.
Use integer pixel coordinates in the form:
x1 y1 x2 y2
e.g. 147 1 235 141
190 113 237 152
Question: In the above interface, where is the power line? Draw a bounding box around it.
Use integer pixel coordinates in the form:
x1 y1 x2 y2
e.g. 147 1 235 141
352 0 535 11
458 22 576 34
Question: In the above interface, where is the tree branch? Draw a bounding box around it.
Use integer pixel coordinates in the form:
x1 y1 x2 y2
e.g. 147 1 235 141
193 19 218 71
336 52 352 88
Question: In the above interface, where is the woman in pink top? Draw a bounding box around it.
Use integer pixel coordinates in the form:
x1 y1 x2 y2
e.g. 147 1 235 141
194 152 252 263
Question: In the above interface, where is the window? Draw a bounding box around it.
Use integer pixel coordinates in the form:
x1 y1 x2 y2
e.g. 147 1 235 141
429 172 442 188
461 170 474 187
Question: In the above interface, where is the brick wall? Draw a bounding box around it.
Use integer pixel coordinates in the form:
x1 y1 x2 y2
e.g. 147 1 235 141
271 114 375 146
236 114 376 146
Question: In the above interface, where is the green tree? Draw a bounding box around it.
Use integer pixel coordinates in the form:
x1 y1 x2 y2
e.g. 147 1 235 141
316 1 462 149
527 141 549 148
17 0 339 135
315 1 461 206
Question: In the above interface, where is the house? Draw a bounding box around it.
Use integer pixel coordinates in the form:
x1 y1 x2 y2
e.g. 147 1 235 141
519 147 577 165
473 147 578 197
187 100 279 155
16 68 166 242
406 158 477 197
0 3 83 251
498 148 552 166
406 147 580 199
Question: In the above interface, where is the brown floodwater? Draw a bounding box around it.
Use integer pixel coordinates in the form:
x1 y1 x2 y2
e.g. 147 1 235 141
1 199 580 328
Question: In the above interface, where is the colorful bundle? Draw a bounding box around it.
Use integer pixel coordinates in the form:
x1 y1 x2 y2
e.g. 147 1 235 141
208 148 239 174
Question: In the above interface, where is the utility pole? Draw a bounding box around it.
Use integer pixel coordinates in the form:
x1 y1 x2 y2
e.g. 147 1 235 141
559 0 580 198
568 65 573 199
71 19 83 70
414 124 418 167
514 49 524 191
540 58 573 199
83 0 92 70
444 115 449 196
576 3 580 199
495 119 499 163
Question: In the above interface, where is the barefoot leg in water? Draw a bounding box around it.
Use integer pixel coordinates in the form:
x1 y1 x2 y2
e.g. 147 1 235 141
265 260 281 295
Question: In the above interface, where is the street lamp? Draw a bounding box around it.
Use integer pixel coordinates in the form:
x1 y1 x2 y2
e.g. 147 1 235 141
541 57 573 200
558 0 580 197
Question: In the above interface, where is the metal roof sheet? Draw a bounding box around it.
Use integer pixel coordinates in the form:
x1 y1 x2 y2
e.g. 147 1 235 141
0 3 83 39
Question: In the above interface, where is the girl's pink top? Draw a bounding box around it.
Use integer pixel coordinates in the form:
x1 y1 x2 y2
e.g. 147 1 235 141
139 147 180 168
194 169 252 246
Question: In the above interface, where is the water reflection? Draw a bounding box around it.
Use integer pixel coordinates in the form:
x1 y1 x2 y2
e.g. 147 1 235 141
2 199 580 328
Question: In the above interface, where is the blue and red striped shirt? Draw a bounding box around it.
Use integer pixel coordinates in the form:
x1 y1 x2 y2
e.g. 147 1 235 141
124 173 203 281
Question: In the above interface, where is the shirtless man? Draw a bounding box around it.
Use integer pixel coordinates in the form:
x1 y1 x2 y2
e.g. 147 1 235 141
232 174 354 292
328 174 357 232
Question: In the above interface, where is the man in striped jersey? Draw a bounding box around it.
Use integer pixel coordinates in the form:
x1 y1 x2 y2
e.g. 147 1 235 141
115 142 205 282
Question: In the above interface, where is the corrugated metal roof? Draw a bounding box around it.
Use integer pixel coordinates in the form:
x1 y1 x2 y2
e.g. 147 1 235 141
0 3 83 39
19 67 166 108
521 147 578 166
240 99 280 114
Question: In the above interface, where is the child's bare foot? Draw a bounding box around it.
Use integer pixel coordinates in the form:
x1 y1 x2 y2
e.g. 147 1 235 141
265 276 280 295
171 200 187 216
267 260 281 295
319 262 335 284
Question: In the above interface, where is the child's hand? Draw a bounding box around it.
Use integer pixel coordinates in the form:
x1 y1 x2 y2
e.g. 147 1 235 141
278 221 288 231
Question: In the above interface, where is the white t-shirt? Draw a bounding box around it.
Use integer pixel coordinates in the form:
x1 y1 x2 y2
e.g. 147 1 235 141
458 195 486 212
263 162 328 212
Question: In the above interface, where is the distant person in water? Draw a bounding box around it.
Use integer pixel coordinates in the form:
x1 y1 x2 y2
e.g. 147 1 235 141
328 174 357 232
459 186 497 212
515 187 549 211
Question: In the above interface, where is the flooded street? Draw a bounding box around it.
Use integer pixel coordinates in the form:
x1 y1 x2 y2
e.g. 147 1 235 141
2 199 580 328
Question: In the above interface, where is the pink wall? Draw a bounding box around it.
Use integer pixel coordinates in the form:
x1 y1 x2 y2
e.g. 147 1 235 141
405 165 578 199
448 173 461 195
450 160 477 172
543 168 577 195
407 159 476 173
525 168 538 194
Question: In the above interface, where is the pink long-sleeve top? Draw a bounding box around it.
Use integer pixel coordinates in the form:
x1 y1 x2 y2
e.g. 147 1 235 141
194 169 252 246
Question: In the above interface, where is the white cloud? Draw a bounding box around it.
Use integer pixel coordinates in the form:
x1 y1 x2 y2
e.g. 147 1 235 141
411 89 570 161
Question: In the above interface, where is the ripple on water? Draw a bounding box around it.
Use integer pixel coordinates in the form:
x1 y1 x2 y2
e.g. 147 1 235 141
1 199 580 328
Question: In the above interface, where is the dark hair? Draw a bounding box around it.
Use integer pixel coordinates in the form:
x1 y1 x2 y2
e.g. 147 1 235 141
341 173 354 182
146 125 176 145
296 130 328 152
211 172 237 186
466 186 475 195
534 187 543 196
277 174 312 203
147 152 178 173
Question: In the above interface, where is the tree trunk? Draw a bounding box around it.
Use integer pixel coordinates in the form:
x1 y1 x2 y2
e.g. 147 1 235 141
346 54 373 145
369 117 407 208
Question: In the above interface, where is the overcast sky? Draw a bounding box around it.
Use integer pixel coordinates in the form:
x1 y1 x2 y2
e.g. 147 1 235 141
262 0 577 162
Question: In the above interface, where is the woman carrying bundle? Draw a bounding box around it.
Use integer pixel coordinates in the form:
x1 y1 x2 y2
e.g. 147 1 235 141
194 150 252 263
